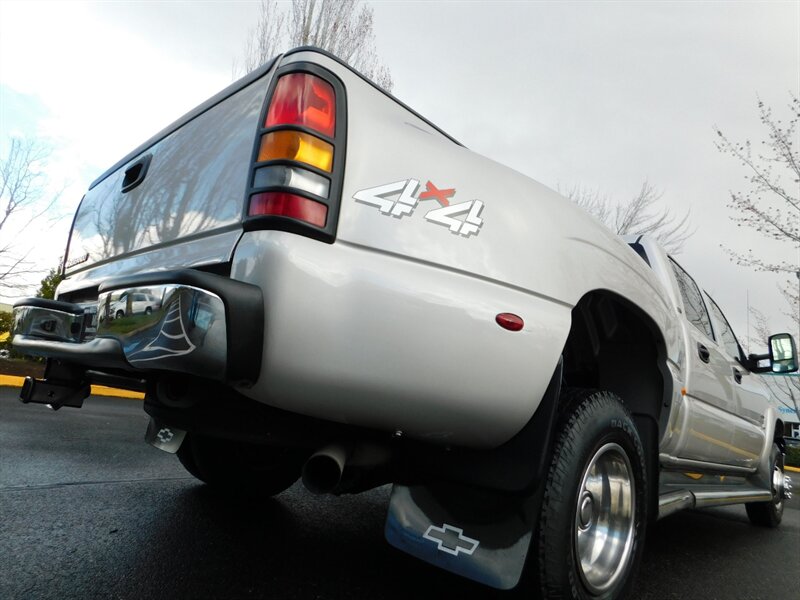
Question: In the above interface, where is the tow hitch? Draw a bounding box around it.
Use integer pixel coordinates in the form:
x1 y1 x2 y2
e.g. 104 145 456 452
19 361 91 410
20 376 90 410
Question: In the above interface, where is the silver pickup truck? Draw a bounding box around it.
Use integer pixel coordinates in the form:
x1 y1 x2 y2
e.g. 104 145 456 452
12 47 797 599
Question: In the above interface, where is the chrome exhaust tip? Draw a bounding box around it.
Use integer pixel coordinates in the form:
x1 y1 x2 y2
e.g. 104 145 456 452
302 443 350 494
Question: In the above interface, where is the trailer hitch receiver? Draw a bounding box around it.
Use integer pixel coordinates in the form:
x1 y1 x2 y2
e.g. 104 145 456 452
20 376 90 410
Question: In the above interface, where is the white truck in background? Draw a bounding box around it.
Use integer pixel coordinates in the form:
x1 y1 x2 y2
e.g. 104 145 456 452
12 47 797 599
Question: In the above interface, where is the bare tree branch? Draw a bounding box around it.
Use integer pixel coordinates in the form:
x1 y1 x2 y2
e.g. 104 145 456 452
761 373 800 423
715 94 800 275
779 278 800 338
234 0 287 77
561 184 612 225
562 180 694 254
747 305 771 351
0 138 47 233
0 137 62 291
235 0 393 92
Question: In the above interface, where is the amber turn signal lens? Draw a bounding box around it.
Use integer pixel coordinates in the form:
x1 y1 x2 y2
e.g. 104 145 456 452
258 130 333 172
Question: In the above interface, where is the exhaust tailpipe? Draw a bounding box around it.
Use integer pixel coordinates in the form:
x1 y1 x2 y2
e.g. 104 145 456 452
302 443 351 494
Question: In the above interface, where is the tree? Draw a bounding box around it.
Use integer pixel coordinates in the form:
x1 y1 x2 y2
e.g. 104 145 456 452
35 265 63 300
0 310 12 336
715 94 799 274
562 180 693 254
781 274 799 337
0 137 59 292
715 94 800 327
236 0 393 92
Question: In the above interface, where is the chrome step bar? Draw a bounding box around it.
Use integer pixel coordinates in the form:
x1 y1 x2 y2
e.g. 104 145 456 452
658 487 773 520
657 490 694 520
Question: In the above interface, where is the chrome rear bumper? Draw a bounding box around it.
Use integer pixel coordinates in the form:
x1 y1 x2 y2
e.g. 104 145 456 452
12 270 263 385
13 298 89 343
98 284 227 380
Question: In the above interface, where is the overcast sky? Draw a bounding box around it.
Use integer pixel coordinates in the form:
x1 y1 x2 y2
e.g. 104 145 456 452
0 0 798 347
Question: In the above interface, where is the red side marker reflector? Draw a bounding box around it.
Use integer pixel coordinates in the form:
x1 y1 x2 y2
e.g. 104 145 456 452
265 73 336 138
496 313 524 332
249 192 327 228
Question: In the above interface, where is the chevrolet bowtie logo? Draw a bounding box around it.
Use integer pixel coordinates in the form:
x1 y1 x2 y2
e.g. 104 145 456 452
423 523 480 556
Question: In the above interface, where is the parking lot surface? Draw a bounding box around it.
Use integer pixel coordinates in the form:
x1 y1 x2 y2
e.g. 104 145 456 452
1 388 798 599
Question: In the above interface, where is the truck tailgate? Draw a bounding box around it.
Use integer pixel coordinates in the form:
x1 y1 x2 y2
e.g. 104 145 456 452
64 66 275 276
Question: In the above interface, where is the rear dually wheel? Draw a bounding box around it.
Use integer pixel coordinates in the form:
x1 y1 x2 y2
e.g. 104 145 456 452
536 389 647 600
745 444 785 528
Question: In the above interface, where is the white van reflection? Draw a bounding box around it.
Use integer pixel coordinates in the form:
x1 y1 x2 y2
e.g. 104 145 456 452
111 291 162 319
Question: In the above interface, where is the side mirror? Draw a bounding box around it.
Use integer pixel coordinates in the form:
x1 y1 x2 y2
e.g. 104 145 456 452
769 333 798 373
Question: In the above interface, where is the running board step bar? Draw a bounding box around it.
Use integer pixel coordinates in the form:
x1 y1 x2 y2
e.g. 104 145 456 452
658 487 773 519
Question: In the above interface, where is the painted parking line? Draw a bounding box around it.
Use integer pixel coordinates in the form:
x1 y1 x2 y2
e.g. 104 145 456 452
0 374 144 400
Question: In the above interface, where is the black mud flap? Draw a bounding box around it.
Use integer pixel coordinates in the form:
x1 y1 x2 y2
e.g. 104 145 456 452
145 417 187 454
385 483 534 590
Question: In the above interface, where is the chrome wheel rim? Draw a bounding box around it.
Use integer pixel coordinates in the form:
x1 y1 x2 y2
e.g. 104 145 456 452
772 464 783 498
573 442 636 594
772 463 784 512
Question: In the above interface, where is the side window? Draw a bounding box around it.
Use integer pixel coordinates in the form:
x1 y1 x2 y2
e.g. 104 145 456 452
668 258 715 340
705 294 744 361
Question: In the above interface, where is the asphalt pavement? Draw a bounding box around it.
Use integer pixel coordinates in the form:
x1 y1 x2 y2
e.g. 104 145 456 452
1 387 798 599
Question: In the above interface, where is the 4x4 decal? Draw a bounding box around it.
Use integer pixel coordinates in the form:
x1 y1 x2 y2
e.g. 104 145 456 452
353 179 485 238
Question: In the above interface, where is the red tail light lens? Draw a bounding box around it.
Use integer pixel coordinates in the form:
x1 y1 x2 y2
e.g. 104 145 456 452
249 192 327 228
266 73 336 138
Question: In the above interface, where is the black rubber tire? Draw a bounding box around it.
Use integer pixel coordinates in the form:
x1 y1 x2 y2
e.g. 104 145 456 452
115 310 125 319
745 444 784 528
144 306 152 315
177 433 305 498
537 389 648 600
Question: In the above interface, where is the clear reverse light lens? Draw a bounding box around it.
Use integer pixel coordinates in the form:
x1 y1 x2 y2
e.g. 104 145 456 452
253 165 330 198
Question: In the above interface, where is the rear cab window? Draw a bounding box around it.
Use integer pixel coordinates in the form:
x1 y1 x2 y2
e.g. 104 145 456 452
705 293 746 363
668 258 715 341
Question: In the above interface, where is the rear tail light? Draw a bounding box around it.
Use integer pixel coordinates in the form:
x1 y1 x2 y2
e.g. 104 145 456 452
245 64 345 242
249 192 327 228
265 73 336 137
